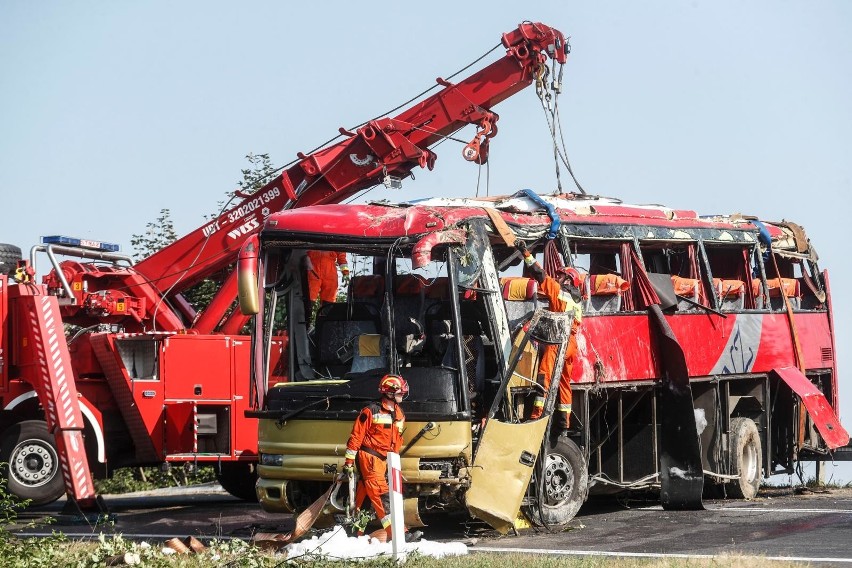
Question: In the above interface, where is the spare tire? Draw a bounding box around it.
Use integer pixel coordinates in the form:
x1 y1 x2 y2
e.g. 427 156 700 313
0 243 22 276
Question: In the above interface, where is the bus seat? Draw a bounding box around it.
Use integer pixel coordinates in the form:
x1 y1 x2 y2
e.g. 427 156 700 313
500 276 538 333
423 300 487 365
350 334 388 374
400 366 459 416
672 276 702 311
424 276 449 317
585 274 628 314
714 278 745 310
420 296 489 414
314 303 382 378
424 276 476 303
425 276 449 299
395 273 425 296
393 274 427 356
753 277 800 310
349 275 385 309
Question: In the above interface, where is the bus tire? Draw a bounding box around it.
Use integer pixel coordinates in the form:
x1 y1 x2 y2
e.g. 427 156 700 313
216 462 259 501
0 243 22 276
726 417 762 499
0 420 66 506
525 435 588 530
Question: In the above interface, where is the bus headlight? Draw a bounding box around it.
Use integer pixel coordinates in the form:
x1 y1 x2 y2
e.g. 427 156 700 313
260 453 283 466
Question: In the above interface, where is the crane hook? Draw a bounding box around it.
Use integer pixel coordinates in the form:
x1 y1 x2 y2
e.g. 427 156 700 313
462 118 495 164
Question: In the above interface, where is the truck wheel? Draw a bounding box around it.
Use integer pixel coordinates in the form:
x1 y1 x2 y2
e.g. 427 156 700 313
216 462 259 501
726 417 762 499
0 243 22 276
0 420 66 506
524 435 588 530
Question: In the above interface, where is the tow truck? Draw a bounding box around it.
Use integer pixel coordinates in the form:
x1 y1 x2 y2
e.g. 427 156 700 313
0 21 570 510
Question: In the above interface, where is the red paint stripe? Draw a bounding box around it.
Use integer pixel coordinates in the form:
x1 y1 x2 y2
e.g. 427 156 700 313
391 467 403 493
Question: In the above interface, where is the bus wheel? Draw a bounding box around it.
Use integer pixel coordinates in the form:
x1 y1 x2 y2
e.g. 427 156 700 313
726 417 762 499
525 436 588 530
0 420 66 506
216 462 259 502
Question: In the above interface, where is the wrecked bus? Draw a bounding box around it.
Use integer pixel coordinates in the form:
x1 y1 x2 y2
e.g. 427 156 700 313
239 191 847 532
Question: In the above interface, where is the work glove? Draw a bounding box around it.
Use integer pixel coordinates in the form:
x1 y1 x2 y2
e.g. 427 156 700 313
341 264 351 285
514 239 527 254
342 460 355 478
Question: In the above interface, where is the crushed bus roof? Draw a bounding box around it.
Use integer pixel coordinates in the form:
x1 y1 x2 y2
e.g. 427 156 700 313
262 191 802 251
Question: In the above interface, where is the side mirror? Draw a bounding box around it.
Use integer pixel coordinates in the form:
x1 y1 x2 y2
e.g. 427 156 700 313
237 236 260 315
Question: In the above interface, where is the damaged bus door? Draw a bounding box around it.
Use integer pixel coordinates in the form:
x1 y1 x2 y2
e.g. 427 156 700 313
466 309 573 533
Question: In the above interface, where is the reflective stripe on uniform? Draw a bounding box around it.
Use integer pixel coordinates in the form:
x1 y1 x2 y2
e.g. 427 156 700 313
345 448 357 460
372 414 393 425
557 292 583 323
533 396 545 408
558 404 572 413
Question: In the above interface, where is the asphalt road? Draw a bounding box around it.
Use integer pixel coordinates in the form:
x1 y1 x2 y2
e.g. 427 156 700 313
13 485 852 564
477 487 852 564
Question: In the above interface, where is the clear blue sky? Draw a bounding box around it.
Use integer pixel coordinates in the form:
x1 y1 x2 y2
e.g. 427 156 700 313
2 2 851 480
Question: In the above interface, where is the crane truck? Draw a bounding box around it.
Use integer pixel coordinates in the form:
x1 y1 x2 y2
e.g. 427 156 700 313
0 21 570 511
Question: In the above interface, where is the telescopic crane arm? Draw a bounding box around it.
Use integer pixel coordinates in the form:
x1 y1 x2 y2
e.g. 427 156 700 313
110 22 569 333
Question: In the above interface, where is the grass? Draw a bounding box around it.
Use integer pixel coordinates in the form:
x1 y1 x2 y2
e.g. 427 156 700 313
94 466 218 495
0 536 819 568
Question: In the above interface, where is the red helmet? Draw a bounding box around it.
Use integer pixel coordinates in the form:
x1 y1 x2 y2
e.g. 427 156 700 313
379 374 409 395
557 267 582 289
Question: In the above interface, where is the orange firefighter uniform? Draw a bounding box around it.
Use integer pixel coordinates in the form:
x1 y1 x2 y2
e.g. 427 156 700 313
306 250 349 304
344 387 405 537
520 248 583 429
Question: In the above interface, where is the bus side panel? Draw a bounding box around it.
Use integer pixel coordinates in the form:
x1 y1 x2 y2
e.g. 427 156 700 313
574 312 833 384
573 316 656 383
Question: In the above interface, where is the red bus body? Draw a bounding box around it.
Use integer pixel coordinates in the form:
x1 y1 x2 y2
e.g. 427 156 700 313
249 193 847 530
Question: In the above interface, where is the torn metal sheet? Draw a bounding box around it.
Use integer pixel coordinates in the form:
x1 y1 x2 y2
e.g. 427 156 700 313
773 366 850 449
649 304 704 510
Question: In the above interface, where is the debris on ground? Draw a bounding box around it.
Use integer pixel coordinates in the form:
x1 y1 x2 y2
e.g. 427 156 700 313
162 536 206 555
281 525 468 561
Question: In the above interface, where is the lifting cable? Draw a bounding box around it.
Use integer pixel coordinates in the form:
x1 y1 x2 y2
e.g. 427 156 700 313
535 37 586 195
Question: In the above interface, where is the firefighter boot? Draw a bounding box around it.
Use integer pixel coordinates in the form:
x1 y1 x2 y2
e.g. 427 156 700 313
555 410 571 436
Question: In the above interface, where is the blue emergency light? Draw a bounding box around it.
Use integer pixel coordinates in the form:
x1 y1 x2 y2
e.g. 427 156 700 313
41 235 120 252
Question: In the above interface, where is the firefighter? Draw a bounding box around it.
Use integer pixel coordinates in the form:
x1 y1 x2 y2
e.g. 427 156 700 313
342 374 422 542
516 240 583 429
304 250 349 317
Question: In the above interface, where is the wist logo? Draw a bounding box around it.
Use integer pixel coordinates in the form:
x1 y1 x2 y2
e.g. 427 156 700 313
227 217 260 240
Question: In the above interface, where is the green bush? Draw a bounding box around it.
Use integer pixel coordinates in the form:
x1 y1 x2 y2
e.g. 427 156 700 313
94 466 218 495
